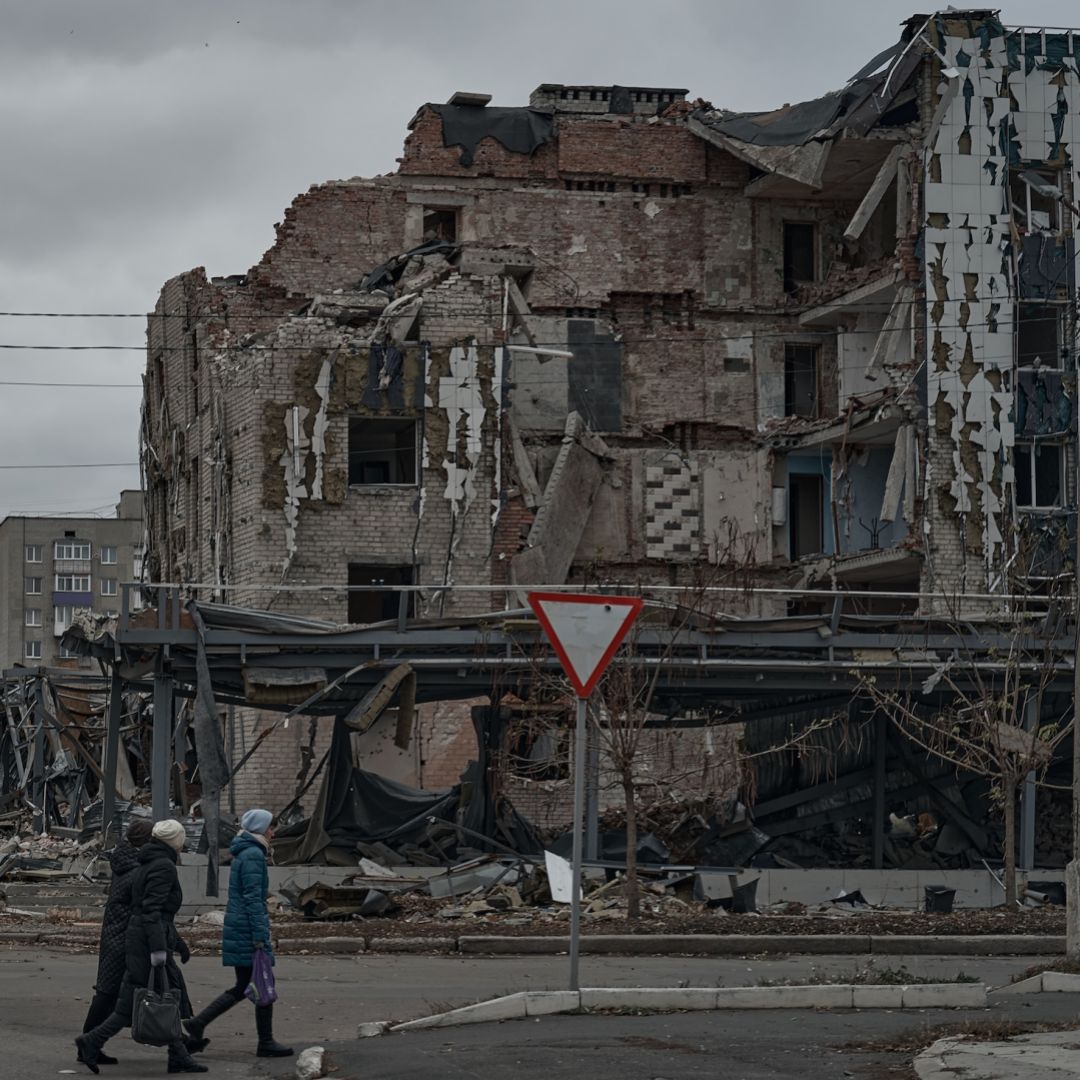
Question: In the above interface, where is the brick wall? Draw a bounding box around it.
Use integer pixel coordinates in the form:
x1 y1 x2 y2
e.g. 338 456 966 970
142 93 902 814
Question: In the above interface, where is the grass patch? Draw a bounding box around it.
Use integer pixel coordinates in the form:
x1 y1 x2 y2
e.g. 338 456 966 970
758 964 979 988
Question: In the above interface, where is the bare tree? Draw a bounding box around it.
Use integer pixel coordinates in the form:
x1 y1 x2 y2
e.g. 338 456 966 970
857 604 1071 905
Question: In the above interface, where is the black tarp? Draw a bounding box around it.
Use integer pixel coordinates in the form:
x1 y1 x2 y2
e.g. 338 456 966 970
274 717 540 865
705 76 884 147
429 104 554 166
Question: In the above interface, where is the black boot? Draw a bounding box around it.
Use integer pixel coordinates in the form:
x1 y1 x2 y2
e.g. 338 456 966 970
75 1011 126 1075
183 990 241 1053
167 1043 208 1074
255 1004 293 1058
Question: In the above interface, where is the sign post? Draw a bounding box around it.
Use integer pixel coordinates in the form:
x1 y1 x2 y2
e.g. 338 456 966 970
527 591 644 990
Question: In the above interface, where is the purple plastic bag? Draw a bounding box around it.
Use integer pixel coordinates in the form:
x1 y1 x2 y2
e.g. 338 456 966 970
245 947 277 1006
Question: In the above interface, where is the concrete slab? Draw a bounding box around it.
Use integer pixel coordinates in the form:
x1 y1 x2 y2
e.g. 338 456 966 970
580 987 719 1011
901 983 986 1008
852 985 905 1009
276 937 365 954
356 1021 391 1038
1041 971 1080 993
916 1030 1080 1080
369 937 455 953
989 973 1044 996
524 991 580 1016
872 935 1064 955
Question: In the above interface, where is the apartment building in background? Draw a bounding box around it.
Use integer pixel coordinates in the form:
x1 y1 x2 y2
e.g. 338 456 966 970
0 490 144 669
141 11 1080 811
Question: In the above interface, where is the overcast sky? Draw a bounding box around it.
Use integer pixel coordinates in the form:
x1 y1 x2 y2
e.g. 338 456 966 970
0 1 1072 520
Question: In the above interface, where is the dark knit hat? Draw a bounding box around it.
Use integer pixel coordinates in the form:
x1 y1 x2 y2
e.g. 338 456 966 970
126 818 153 846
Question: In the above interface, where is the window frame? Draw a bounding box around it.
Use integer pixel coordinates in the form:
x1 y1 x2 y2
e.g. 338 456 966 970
100 577 118 596
25 576 42 595
55 573 91 592
25 639 42 660
24 544 42 563
1015 441 1065 509
54 539 91 561
24 608 41 628
100 545 118 565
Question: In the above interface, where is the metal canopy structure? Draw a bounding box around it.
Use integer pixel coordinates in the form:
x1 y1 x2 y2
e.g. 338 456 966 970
80 586 1075 712
47 584 1076 890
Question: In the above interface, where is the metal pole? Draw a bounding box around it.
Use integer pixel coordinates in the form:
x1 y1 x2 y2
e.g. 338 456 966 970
31 704 45 835
569 695 587 992
872 711 886 869
152 668 173 821
585 723 600 861
101 672 123 844
1020 695 1038 872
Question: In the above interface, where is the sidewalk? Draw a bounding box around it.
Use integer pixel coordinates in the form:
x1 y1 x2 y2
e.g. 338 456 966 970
916 1028 1080 1078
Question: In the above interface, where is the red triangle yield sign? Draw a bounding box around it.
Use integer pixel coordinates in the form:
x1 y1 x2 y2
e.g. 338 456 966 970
527 592 644 698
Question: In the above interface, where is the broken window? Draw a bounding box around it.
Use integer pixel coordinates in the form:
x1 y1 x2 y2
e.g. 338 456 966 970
789 473 824 558
783 222 816 294
1015 442 1063 508
347 564 413 625
784 344 819 418
1016 303 1062 368
422 207 457 243
348 417 418 486
1010 168 1061 233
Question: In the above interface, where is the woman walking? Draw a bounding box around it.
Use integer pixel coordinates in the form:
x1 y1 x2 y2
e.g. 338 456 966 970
80 818 153 1060
182 809 292 1058
75 819 206 1074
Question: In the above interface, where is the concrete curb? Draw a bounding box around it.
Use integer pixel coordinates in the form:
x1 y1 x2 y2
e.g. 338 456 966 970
1 929 1067 956
989 971 1080 996
371 981 988 1034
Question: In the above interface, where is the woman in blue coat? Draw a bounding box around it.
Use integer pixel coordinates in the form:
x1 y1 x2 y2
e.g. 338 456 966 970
182 809 292 1058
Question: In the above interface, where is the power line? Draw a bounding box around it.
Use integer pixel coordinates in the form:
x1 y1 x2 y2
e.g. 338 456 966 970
0 463 138 471
0 381 141 388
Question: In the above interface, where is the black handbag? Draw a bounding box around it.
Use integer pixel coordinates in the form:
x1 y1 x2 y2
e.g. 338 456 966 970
132 964 182 1046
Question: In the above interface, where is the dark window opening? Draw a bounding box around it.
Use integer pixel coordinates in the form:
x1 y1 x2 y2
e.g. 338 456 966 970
422 207 457 243
783 222 816 294
347 563 413 624
348 417 418 486
789 474 824 559
1017 303 1062 367
1015 443 1063 508
784 344 819 418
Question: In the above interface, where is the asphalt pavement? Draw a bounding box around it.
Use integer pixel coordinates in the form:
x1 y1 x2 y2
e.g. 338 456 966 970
2 945 1074 1080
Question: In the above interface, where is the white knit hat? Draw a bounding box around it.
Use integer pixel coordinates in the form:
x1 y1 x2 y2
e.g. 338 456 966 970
151 818 186 852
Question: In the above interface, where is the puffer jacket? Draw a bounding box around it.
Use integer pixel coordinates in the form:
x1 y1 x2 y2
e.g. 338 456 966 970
222 832 273 968
93 841 141 995
113 838 192 1021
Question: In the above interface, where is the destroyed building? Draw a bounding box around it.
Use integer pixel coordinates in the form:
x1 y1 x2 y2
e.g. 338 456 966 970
0 491 144 670
140 11 1080 816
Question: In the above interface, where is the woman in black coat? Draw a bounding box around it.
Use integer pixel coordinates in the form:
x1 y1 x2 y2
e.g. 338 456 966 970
76 819 206 1075
80 819 153 1058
